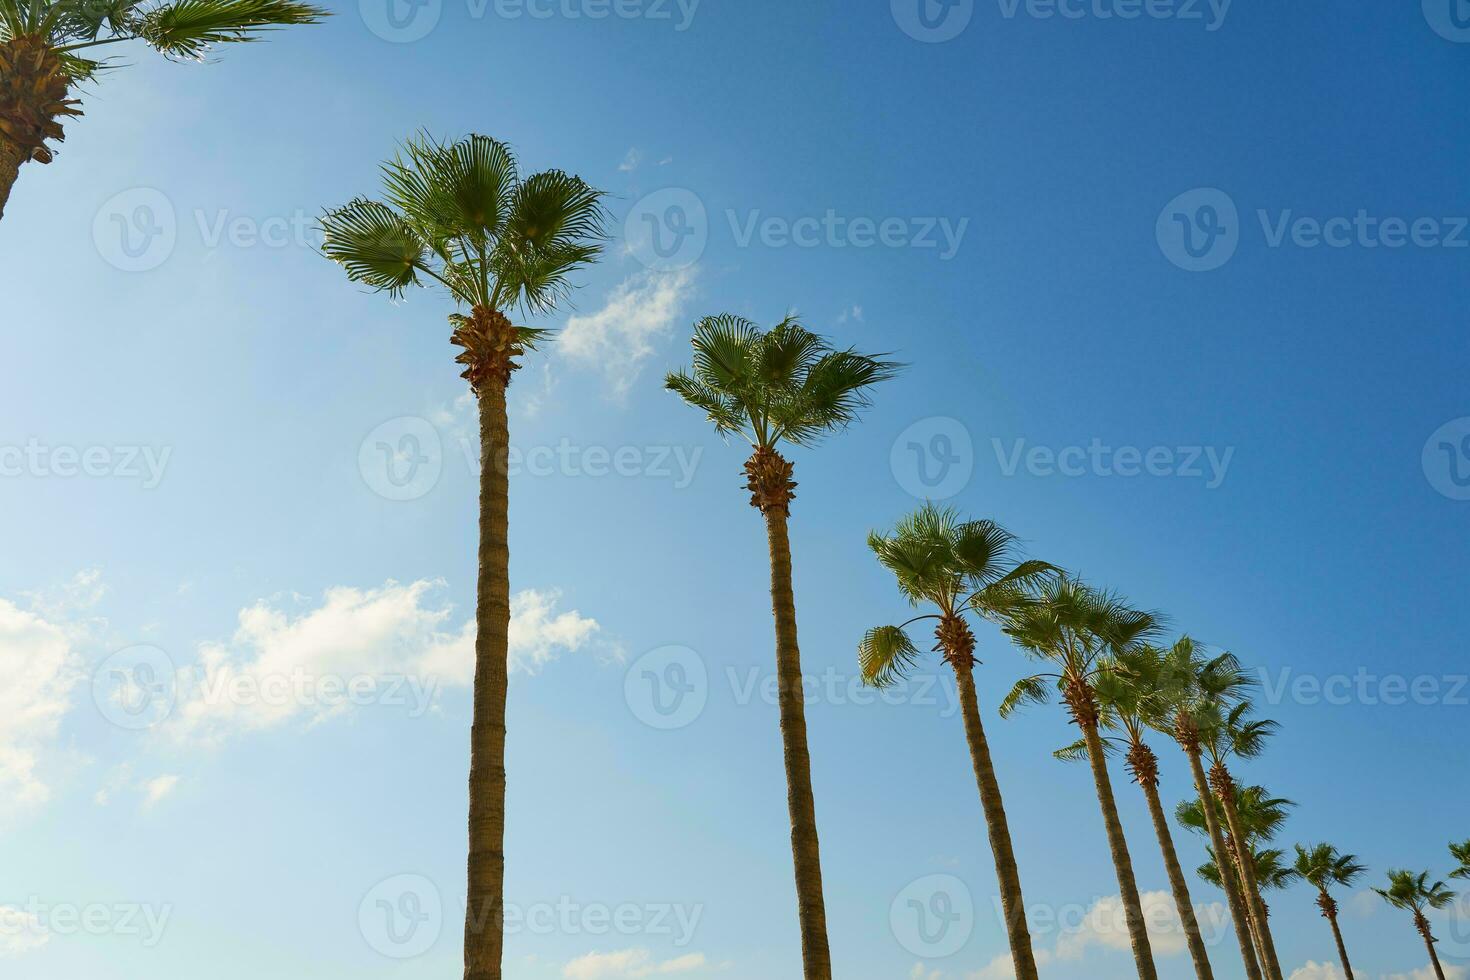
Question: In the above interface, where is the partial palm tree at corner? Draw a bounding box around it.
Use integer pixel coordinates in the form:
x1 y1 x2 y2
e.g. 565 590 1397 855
1375 870 1458 980
1450 840 1470 881
998 575 1165 980
321 133 607 980
1290 843 1367 979
1065 644 1216 980
859 504 1053 980
666 314 899 980
0 0 326 219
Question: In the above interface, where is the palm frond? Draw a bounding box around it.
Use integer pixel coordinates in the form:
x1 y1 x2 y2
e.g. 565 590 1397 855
136 0 325 58
319 198 430 298
999 674 1054 719
858 625 921 688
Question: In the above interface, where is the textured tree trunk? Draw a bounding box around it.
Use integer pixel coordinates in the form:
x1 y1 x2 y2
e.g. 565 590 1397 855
1079 718 1158 980
463 385 511 980
1213 769 1284 980
762 507 833 979
0 140 25 221
1318 895 1353 980
953 665 1039 980
1132 746 1213 980
1418 913 1448 980
1184 749 1263 980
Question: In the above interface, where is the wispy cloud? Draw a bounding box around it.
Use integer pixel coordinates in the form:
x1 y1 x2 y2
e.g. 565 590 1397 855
618 148 643 173
563 948 712 979
0 597 82 808
559 269 697 399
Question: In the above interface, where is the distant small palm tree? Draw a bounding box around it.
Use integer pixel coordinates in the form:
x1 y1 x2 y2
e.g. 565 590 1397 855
998 575 1165 980
322 133 608 980
1291 844 1367 979
667 314 900 980
1062 644 1216 980
1152 638 1266 980
0 0 326 218
860 504 1053 980
1374 870 1458 980
1450 840 1470 881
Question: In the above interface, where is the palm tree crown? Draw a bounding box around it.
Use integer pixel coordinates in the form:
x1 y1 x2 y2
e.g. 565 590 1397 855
859 504 1051 685
1450 840 1470 881
1294 844 1367 894
1376 870 1457 917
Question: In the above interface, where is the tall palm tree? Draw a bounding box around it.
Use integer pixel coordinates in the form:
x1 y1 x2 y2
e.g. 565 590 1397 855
1199 700 1286 980
1202 843 1293 901
1375 870 1458 980
666 314 899 980
1061 644 1215 980
1450 840 1470 881
0 0 325 219
998 575 1165 980
321 134 607 980
859 504 1052 980
1151 638 1266 980
1290 843 1367 979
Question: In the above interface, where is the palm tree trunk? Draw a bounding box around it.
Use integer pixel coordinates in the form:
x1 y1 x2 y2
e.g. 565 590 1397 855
1212 768 1284 980
1132 748 1213 980
1078 716 1158 980
1184 749 1263 980
954 665 1039 980
463 385 511 980
762 506 833 980
1417 913 1448 980
1319 896 1353 980
0 140 24 221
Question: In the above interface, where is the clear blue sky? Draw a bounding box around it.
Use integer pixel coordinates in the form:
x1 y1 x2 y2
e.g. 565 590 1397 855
2 2 1468 978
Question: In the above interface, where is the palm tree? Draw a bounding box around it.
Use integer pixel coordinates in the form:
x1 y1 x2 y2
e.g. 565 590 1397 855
859 504 1052 980
1375 870 1458 980
1062 644 1215 980
1291 844 1367 979
666 314 899 980
998 575 1165 980
1450 840 1470 881
321 134 607 980
1152 638 1266 980
0 0 325 219
1199 701 1286 980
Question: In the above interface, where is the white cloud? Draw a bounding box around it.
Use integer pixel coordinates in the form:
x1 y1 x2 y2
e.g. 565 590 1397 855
966 949 1053 980
618 148 643 173
0 905 49 957
559 269 696 398
170 581 602 741
836 305 863 324
1383 967 1468 980
141 774 180 809
1052 892 1228 960
0 599 82 808
562 948 709 979
910 964 942 980
1287 962 1346 980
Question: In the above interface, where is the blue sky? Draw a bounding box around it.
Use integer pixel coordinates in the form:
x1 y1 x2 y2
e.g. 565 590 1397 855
2 1 1469 978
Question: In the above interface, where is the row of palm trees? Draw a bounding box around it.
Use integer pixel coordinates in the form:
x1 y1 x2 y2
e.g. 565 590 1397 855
856 501 1466 980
